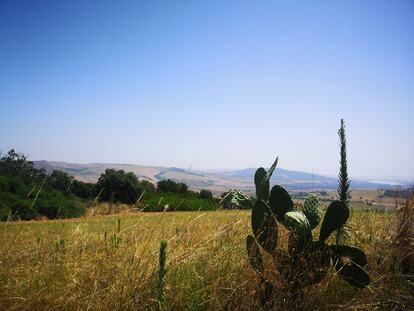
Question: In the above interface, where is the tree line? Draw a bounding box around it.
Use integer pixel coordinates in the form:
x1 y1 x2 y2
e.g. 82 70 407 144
0 149 218 221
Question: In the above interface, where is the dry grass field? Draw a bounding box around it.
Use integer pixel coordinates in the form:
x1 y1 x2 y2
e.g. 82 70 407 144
0 208 413 310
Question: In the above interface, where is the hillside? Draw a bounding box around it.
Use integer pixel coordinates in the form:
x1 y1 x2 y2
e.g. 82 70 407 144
33 161 403 194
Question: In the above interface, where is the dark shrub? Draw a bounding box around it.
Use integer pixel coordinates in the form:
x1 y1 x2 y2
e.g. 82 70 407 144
11 199 38 220
36 191 85 219
0 202 11 221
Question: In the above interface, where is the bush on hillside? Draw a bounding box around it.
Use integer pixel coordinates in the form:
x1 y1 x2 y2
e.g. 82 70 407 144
36 191 85 219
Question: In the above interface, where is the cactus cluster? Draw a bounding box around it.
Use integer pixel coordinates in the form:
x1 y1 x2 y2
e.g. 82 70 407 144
221 189 253 209
246 158 370 301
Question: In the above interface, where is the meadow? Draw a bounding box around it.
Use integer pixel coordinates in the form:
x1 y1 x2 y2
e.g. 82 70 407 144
0 208 412 310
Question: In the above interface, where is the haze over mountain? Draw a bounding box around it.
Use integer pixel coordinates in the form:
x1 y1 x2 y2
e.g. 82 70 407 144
33 160 409 194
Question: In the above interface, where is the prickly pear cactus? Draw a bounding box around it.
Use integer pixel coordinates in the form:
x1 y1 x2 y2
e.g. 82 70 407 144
303 193 322 229
221 189 252 209
245 158 370 305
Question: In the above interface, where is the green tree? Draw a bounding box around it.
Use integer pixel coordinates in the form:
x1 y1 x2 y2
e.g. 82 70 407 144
140 179 156 192
47 170 74 194
179 183 188 194
199 189 213 200
96 169 142 204
157 179 188 194
71 180 96 199
0 149 45 181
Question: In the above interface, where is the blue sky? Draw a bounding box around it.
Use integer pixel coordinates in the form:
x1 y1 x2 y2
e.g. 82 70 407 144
0 0 413 179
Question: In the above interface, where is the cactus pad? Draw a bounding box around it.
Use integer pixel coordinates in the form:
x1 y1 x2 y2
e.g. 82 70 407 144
254 158 278 201
269 185 294 223
303 193 322 229
254 168 269 201
284 211 312 238
330 245 367 266
319 200 349 242
335 259 370 288
252 200 278 254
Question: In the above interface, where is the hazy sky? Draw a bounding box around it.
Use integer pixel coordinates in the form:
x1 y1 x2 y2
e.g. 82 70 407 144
0 0 413 178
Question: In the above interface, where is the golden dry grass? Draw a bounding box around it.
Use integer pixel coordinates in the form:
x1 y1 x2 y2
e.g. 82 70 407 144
0 209 413 310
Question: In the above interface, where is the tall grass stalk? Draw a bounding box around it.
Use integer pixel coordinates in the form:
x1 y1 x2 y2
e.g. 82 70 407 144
157 240 168 311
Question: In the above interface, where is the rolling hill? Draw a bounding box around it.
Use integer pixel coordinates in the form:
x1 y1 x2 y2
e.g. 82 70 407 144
33 161 404 194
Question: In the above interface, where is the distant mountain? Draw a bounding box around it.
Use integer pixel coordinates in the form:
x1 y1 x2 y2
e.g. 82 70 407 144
33 161 401 193
220 167 408 190
220 167 334 182
215 167 338 191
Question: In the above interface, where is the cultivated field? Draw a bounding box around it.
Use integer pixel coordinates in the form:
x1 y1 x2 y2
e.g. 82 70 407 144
0 209 412 310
